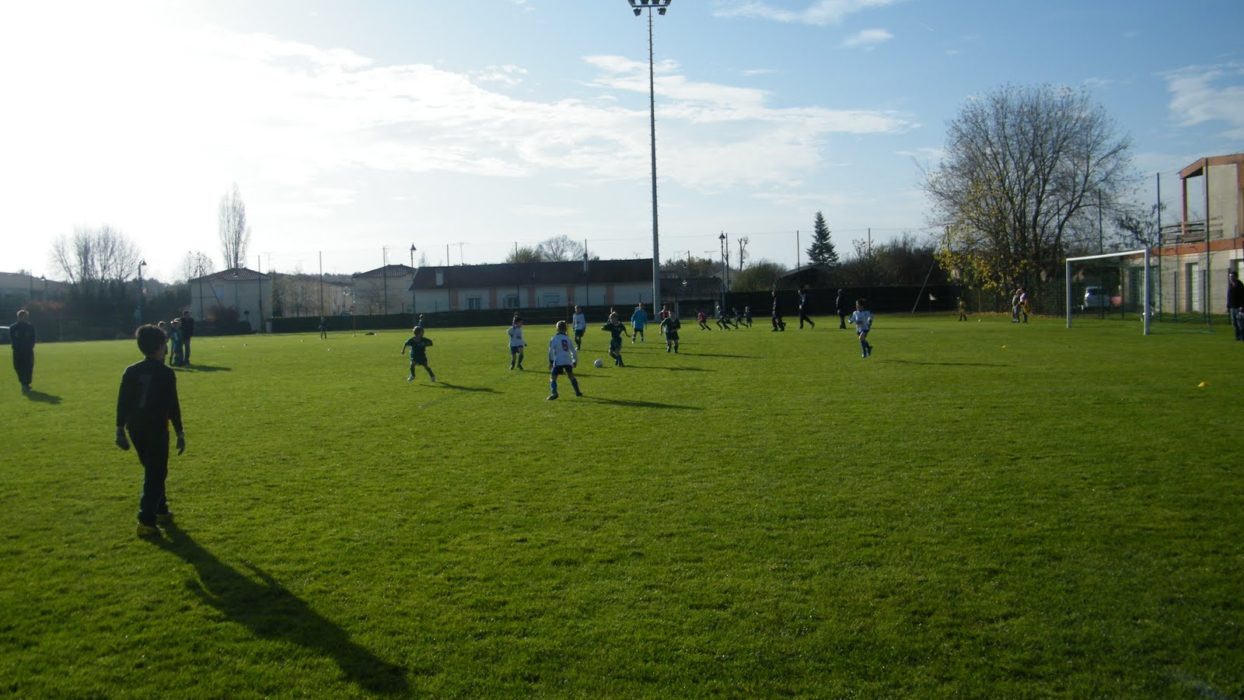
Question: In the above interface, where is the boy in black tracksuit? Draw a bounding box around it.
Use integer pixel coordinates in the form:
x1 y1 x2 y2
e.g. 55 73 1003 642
10 309 35 392
115 324 186 538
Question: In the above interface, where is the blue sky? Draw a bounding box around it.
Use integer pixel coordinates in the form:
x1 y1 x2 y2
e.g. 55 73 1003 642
2 0 1242 281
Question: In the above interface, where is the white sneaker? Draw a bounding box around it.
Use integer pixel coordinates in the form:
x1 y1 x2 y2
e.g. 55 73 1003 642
407 375 414 382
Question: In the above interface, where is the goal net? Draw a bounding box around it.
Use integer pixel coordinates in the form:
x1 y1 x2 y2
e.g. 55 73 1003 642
1064 249 1152 335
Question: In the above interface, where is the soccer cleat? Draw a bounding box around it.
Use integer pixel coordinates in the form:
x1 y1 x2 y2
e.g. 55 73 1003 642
136 524 162 538
429 375 437 383
517 364 524 370
547 393 559 401
407 375 414 382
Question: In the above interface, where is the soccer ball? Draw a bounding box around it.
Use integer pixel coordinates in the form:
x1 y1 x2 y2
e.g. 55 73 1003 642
593 358 604 368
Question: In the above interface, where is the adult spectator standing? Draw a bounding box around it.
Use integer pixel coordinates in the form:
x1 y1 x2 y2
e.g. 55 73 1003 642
770 289 786 331
797 285 816 329
1228 271 1244 342
180 310 196 365
10 309 36 393
835 289 848 329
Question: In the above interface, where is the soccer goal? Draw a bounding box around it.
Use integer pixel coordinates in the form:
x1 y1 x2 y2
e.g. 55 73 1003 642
1065 248 1151 335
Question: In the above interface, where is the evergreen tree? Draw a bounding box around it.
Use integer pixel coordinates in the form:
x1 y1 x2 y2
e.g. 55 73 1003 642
806 211 839 266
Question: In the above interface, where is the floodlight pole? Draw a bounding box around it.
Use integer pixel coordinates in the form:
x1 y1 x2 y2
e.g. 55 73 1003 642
628 0 671 316
415 243 425 314
137 259 146 325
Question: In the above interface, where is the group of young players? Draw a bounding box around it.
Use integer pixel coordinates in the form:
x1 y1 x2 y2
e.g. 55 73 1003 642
399 296 876 402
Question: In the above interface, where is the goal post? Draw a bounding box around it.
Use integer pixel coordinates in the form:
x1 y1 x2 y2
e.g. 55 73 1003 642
1065 248 1151 335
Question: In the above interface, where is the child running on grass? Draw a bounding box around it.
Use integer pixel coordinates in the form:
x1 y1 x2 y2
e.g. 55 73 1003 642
660 313 681 353
115 324 186 539
849 299 874 358
401 326 436 382
507 315 527 370
547 320 582 400
601 311 632 366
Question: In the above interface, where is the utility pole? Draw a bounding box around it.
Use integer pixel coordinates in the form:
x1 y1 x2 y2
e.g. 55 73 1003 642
415 243 425 314
257 254 264 332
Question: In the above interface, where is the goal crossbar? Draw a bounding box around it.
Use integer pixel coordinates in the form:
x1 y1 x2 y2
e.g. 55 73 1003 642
1065 248 1151 335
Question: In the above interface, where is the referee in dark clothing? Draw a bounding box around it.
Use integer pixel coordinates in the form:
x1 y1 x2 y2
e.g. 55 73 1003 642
10 309 36 393
116 324 186 538
180 310 196 365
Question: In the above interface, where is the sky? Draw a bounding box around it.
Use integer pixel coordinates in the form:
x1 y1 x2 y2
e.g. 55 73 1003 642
2 0 1242 282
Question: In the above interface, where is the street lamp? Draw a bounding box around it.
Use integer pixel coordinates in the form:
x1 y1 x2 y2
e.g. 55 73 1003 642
409 244 418 316
137 259 147 324
718 232 729 301
627 0 672 316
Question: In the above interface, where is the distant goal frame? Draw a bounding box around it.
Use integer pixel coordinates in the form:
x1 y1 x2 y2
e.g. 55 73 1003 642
1065 248 1151 336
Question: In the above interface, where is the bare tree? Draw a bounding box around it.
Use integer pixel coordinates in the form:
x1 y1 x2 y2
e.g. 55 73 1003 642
925 84 1133 292
506 246 544 263
50 225 142 286
218 183 251 270
179 251 215 282
732 260 786 292
536 235 585 262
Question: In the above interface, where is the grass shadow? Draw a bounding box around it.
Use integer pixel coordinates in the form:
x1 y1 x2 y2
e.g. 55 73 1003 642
434 381 499 394
23 389 63 404
628 365 712 373
584 396 702 410
677 352 760 359
180 364 232 372
885 359 1011 367
153 522 409 695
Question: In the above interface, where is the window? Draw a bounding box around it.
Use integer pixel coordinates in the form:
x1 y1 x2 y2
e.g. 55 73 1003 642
467 297 482 311
543 294 560 308
503 294 520 309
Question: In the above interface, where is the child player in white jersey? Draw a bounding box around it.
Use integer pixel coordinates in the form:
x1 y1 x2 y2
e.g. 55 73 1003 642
507 315 526 370
547 320 582 400
849 298 874 358
571 305 587 350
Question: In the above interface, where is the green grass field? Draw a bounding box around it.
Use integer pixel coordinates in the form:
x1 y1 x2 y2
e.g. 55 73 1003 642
2 314 1241 697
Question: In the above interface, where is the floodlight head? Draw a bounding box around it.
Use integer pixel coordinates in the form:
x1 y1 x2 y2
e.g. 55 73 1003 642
628 0 637 5
633 7 641 15
658 7 666 14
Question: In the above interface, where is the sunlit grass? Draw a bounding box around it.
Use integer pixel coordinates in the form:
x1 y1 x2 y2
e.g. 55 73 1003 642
1 314 1241 697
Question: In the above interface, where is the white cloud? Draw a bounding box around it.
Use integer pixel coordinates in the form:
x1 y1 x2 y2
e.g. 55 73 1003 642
1161 62 1244 137
715 0 899 27
473 64 528 87
841 28 893 49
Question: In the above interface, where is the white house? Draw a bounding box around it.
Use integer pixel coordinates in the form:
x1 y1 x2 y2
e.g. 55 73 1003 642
351 264 416 315
409 259 654 313
189 267 273 330
1148 153 1244 314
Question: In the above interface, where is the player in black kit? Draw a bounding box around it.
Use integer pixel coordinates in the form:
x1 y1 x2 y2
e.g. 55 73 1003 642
115 324 186 538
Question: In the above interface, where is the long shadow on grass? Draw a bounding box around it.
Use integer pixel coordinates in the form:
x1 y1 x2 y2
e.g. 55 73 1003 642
154 522 409 695
677 352 759 359
433 381 499 393
885 359 1011 367
584 396 702 410
23 389 63 404
179 364 232 372
627 365 711 373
